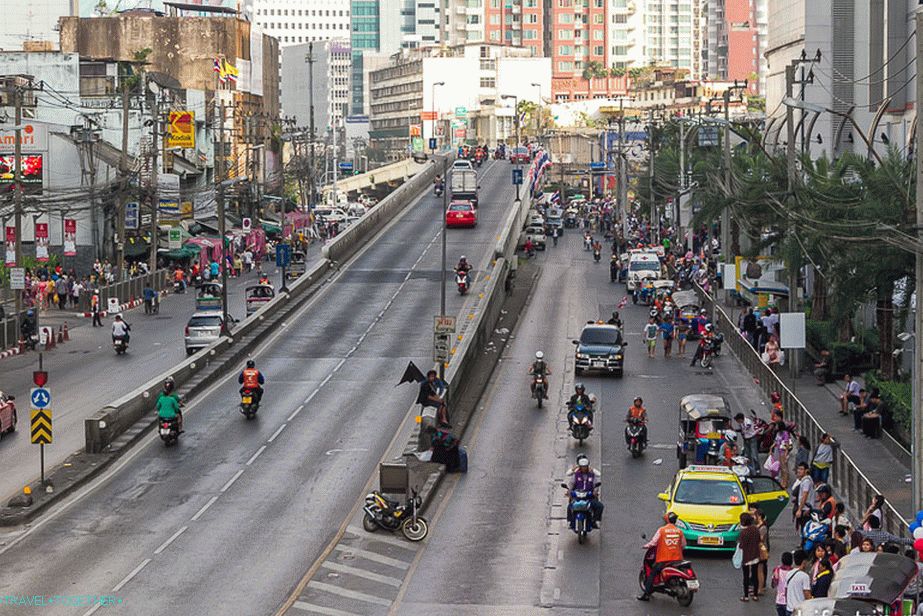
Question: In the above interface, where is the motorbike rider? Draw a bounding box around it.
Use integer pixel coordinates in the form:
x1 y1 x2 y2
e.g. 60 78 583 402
20 309 37 349
607 311 622 328
434 174 444 192
567 383 594 425
258 272 271 286
625 396 648 445
455 256 472 276
689 323 715 367
563 454 604 528
238 359 265 404
156 376 184 433
638 512 687 601
111 314 131 346
528 351 551 399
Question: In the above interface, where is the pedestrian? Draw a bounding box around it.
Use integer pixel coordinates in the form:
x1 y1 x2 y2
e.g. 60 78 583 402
771 551 793 616
785 549 812 613
831 502 851 532
733 412 760 474
811 558 833 598
811 433 834 484
861 494 885 531
831 525 849 558
791 462 815 530
90 291 103 327
659 317 674 358
838 373 861 415
676 316 689 357
738 512 761 602
754 507 770 596
742 307 757 347
643 318 658 358
794 436 811 470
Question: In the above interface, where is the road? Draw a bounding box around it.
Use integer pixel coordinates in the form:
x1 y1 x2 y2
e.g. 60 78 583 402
0 159 516 615
0 253 305 502
387 229 801 615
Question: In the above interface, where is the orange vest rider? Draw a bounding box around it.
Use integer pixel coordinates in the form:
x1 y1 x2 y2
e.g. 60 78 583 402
241 368 261 389
654 522 685 563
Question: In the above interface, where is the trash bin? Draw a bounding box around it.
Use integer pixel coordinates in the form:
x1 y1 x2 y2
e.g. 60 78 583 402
107 297 121 314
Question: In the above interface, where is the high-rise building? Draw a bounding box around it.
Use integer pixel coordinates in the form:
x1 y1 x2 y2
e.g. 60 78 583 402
1 0 79 50
252 0 352 48
544 0 614 100
704 0 760 89
644 0 706 80
483 0 543 55
282 39 352 131
608 0 645 70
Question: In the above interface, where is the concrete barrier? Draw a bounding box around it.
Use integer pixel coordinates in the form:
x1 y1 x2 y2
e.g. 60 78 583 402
495 194 533 260
323 157 445 265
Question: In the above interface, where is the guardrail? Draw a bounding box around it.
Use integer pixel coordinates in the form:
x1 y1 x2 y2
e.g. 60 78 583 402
695 284 910 537
495 194 533 260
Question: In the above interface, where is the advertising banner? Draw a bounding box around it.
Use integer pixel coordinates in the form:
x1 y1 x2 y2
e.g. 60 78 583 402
63 219 77 256
0 154 43 193
34 222 48 262
4 226 15 266
168 111 195 149
124 202 139 230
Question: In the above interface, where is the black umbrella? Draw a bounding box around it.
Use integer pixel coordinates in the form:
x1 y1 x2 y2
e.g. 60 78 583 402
830 552 918 605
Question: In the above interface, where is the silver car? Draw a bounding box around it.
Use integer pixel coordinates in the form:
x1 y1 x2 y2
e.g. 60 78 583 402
184 312 227 355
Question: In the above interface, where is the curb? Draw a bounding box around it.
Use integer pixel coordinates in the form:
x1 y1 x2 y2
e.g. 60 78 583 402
0 347 22 360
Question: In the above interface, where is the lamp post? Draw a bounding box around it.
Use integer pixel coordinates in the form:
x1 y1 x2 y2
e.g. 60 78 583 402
530 82 542 141
439 156 448 380
501 94 520 202
432 81 445 155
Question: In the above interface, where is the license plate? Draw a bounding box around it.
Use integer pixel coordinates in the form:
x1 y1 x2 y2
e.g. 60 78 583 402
242 396 252 404
160 428 171 435
592 361 605 368
698 535 724 546
686 579 700 590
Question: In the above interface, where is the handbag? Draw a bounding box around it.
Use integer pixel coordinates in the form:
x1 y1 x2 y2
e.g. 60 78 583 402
763 454 780 474
732 544 743 569
759 542 769 562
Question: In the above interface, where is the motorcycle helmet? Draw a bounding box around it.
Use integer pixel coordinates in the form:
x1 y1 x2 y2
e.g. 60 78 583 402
704 323 714 332
770 391 782 404
588 394 597 405
634 396 643 405
649 309 658 318
246 359 255 369
699 308 707 315
535 351 544 360
459 255 467 262
575 383 585 393
576 454 589 468
724 429 738 443
664 512 678 524
164 376 175 393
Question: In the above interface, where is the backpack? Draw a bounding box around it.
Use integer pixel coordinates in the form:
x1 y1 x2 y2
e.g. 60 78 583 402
457 446 468 473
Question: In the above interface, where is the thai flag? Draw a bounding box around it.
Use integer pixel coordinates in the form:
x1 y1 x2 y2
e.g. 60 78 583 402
550 191 561 204
213 57 225 81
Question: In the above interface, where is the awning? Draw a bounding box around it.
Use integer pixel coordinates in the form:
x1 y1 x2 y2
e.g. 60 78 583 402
161 245 200 260
261 221 282 235
124 236 149 257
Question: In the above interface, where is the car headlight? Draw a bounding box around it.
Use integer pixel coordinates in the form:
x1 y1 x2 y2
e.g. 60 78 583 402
675 519 689 530
614 354 623 360
576 353 589 359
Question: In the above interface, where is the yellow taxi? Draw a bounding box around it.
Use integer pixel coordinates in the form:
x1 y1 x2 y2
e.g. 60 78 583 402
657 465 789 552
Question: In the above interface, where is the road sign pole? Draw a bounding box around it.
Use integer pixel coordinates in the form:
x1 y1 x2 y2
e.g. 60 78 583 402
281 265 287 292
40 444 44 485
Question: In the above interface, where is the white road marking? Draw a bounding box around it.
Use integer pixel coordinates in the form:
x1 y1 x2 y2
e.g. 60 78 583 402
291 601 362 616
111 558 152 592
268 423 288 443
288 405 305 421
553 587 561 600
190 495 219 521
319 373 332 387
305 389 319 403
320 561 404 587
345 526 419 551
153 525 188 555
81 603 103 616
246 445 268 465
306 581 392 607
333 358 346 372
220 469 245 492
333 544 410 569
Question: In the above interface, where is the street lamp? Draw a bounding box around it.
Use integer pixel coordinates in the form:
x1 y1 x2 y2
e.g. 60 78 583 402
432 82 445 155
501 94 520 202
531 82 542 141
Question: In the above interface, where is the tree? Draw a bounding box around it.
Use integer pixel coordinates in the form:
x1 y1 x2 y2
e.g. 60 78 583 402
581 61 607 95
609 66 626 78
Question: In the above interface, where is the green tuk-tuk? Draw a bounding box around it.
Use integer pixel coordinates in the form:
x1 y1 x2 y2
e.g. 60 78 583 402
288 251 307 279
676 394 733 469
195 282 223 311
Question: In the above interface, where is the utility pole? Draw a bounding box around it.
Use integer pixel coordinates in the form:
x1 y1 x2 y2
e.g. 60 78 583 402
12 81 23 326
148 82 160 274
307 44 316 211
332 112 338 208
117 81 129 278
218 99 229 327
722 88 732 266
910 10 923 514
647 108 655 242
677 114 686 246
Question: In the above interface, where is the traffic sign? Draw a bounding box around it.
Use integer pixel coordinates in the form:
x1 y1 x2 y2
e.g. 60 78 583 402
30 409 52 444
434 315 457 334
454 107 467 118
168 227 183 250
512 168 523 185
338 161 354 171
433 333 451 362
30 387 51 410
242 217 252 232
275 243 291 268
32 371 48 387
429 137 437 150
589 161 606 170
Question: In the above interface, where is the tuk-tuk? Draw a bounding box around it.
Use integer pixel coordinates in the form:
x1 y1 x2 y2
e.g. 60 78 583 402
288 251 307 279
195 282 223 311
635 276 656 305
677 394 733 468
245 284 275 316
652 280 675 303
563 207 579 228
827 552 919 614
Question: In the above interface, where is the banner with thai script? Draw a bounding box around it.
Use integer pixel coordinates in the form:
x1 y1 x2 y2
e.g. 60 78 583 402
34 222 48 262
4 226 14 266
64 219 76 256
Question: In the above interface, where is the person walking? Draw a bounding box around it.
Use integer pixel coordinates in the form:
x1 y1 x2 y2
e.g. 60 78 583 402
660 317 674 358
771 551 793 616
90 291 103 327
738 512 761 602
755 508 770 596
643 318 658 358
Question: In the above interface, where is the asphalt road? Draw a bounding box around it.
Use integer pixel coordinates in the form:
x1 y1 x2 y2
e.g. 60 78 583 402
0 256 298 502
390 229 802 616
0 159 517 615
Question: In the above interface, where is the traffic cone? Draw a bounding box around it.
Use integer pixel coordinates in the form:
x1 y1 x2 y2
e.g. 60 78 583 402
62 322 70 341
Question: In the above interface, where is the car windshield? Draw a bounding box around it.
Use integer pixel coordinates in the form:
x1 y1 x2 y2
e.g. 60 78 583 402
674 479 745 506
580 328 622 346
449 204 472 212
514 147 528 154
630 260 660 272
188 316 222 328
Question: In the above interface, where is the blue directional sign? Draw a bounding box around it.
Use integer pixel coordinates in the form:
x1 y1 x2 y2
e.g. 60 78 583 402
512 168 523 185
338 161 354 171
428 137 437 150
275 243 291 268
30 387 51 410
589 161 606 170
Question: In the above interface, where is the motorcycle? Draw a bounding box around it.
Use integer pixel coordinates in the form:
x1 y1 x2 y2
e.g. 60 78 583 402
159 417 180 446
240 388 260 420
639 546 698 607
173 280 185 294
562 483 601 544
593 248 601 263
568 403 593 445
434 183 444 197
531 376 547 408
113 335 128 355
456 270 469 295
625 417 647 458
362 489 429 542
699 336 722 368
801 511 830 551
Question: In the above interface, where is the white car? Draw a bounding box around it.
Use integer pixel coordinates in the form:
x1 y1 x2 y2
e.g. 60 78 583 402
313 207 350 224
626 253 662 291
523 224 547 250
528 211 545 227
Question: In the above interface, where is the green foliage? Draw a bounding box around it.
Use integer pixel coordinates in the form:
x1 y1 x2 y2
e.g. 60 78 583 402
864 372 911 436
609 66 626 78
806 319 877 373
0 255 61 286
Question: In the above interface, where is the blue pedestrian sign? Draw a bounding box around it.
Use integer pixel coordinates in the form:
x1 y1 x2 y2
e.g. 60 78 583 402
30 387 51 410
429 137 437 150
275 244 291 268
512 168 523 185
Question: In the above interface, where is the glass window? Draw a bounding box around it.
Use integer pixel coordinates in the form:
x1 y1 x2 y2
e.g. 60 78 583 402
593 45 603 55
479 77 496 87
559 13 572 23
593 29 603 40
558 61 573 71
558 29 573 39
674 479 744 506
558 45 572 55
526 14 537 23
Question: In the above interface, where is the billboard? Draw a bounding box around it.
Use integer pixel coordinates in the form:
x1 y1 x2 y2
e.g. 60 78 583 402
168 111 195 149
64 219 77 256
0 123 48 153
0 154 43 193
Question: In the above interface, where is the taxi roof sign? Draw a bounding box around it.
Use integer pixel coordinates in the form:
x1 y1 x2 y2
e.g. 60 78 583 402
684 465 735 474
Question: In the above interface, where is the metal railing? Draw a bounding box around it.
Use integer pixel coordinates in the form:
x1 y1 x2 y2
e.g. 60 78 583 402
696 284 910 537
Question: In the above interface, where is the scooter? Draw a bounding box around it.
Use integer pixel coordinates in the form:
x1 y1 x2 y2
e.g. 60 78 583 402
173 280 186 294
240 389 260 420
568 404 593 445
456 270 469 295
159 417 180 446
562 482 601 544
625 418 647 458
113 335 128 355
639 546 698 607
531 376 547 408
434 183 444 197
593 248 601 263
362 489 429 542
699 336 721 368
801 511 830 551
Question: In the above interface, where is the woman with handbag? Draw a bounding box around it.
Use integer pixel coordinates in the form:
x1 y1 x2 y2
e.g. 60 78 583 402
737 512 762 601
754 508 770 595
